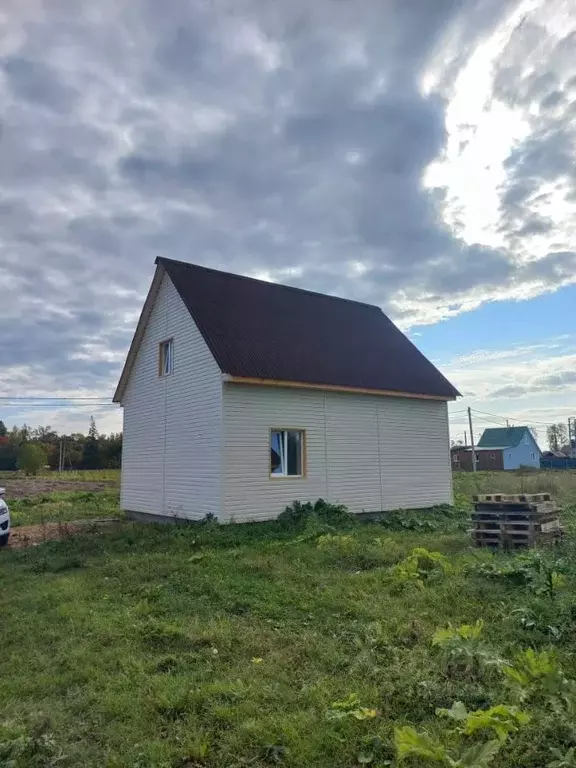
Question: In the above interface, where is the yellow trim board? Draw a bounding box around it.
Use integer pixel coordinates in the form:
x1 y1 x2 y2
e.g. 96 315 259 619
224 375 455 402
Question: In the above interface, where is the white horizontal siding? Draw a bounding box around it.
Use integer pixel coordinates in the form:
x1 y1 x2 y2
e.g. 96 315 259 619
325 392 382 513
377 397 452 509
223 385 327 522
121 272 222 519
223 384 452 521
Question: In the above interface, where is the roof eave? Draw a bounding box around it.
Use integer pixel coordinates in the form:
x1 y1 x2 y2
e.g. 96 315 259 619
222 374 457 401
113 263 166 404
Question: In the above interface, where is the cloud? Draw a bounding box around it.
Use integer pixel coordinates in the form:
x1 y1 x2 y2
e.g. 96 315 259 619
444 336 576 444
1 0 576 430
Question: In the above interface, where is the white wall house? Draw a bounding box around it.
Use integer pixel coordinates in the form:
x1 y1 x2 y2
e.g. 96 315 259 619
114 257 460 523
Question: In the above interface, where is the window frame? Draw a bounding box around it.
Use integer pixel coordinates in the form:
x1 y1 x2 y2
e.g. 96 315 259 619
269 428 306 478
159 338 174 377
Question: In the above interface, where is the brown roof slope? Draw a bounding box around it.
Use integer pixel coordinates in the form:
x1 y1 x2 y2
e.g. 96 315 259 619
158 257 460 399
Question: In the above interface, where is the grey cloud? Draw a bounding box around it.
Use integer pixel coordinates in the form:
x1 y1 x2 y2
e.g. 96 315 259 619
495 18 576 244
537 371 576 388
489 369 576 399
1 56 78 112
1 0 575 405
490 385 529 399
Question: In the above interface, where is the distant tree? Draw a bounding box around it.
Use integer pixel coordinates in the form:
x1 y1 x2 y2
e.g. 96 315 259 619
9 424 30 446
17 443 46 476
32 425 58 444
0 420 7 437
547 423 568 452
81 416 101 470
100 432 122 468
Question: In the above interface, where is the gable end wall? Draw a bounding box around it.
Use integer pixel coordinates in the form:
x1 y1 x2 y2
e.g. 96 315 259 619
120 273 222 519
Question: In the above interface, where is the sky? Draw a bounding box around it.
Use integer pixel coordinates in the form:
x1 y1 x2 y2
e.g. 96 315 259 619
1 0 576 446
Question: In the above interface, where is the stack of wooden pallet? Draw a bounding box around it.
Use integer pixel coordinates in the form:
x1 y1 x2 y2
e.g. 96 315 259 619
471 493 563 549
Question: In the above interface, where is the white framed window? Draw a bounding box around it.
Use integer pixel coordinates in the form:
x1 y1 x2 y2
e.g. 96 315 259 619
270 430 305 477
452 453 460 464
159 339 174 376
490 453 495 460
531 452 535 460
524 433 529 445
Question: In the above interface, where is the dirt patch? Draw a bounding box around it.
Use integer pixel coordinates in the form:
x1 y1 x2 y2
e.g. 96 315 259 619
5 518 122 549
1 478 118 499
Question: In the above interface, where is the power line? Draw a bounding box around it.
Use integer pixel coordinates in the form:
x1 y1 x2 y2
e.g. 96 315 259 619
471 408 557 428
0 403 117 409
0 396 111 401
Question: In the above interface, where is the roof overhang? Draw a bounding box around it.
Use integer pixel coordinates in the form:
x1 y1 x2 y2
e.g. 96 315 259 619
222 374 456 401
113 263 166 404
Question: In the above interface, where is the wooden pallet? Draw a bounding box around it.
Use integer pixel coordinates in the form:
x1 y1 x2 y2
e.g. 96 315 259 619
471 527 563 549
470 493 562 549
473 495 554 506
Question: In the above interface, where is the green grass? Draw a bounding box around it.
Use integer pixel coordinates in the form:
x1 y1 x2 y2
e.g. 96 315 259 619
8 489 120 527
1 472 576 767
0 468 120 483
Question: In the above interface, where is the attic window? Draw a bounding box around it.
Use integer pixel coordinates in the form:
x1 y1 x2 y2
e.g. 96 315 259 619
159 339 174 376
270 430 304 477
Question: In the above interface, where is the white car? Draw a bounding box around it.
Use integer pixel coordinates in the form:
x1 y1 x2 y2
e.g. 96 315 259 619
0 488 10 547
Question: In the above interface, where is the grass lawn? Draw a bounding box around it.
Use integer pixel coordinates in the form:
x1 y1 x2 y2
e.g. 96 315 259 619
8 490 120 527
1 472 576 767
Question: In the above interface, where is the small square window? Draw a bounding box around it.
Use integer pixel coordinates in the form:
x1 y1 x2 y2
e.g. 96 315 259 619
270 430 304 477
159 339 174 376
531 452 535 460
490 453 495 460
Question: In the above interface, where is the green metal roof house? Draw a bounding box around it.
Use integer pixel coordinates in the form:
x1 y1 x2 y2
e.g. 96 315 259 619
477 427 541 470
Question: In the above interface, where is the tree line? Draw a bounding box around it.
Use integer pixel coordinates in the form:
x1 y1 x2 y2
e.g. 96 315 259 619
0 417 122 473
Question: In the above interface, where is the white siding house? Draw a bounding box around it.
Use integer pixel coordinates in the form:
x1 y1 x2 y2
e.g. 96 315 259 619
114 257 459 522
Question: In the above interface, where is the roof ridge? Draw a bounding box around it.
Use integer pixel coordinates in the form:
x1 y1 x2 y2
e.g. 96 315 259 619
156 256 382 312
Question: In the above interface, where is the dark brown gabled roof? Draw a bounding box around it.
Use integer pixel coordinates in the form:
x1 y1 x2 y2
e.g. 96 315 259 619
153 257 459 400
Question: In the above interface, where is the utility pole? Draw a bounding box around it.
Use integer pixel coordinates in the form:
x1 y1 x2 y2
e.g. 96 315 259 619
464 430 468 447
569 417 576 458
468 407 477 472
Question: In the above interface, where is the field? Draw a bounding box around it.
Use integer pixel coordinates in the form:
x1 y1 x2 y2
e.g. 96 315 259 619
1 471 576 767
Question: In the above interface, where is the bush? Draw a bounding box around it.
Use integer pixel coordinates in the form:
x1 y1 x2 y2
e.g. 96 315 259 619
16 443 46 476
277 498 354 528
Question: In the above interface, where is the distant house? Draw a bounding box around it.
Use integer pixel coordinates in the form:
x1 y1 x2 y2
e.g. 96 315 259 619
114 257 460 523
476 427 541 470
451 446 504 471
540 451 576 470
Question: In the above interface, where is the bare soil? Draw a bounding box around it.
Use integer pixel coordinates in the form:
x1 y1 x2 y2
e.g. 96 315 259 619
1 478 118 499
5 518 122 549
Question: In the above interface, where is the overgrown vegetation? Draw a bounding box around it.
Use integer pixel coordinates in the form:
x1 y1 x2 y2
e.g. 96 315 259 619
0 471 576 767
8 489 120 526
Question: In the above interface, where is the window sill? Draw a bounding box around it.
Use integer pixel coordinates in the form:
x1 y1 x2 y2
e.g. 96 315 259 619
270 474 305 479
